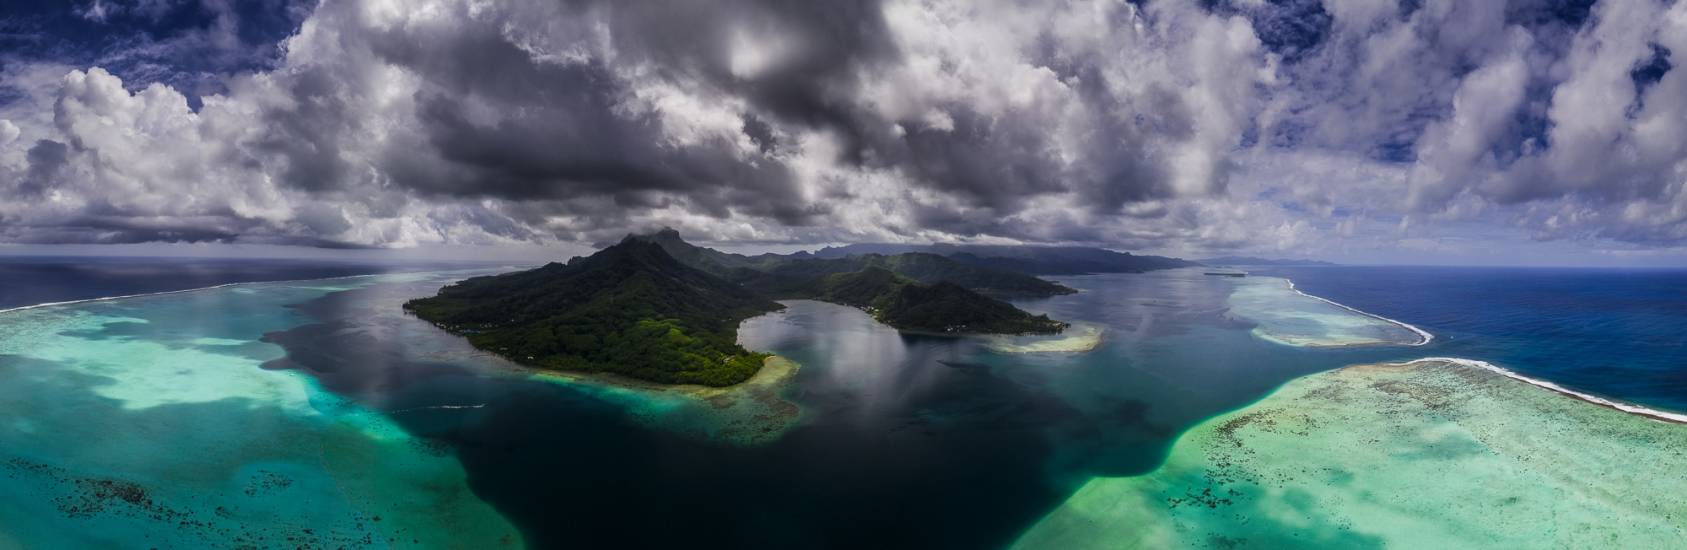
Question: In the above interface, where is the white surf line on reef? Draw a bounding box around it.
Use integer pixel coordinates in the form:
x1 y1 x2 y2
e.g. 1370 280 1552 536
0 267 510 316
1283 278 1434 346
0 283 249 315
1397 357 1687 425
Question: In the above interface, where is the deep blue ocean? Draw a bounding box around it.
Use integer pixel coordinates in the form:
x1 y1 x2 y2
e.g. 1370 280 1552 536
1262 266 1687 413
0 258 1682 547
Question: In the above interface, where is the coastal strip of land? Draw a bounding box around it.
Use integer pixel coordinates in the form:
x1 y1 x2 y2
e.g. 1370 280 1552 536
988 323 1105 354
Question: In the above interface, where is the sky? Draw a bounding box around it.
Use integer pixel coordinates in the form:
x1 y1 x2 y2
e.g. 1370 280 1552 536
0 0 1684 266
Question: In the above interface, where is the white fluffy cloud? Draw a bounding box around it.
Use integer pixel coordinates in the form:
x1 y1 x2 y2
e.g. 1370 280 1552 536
0 0 1682 259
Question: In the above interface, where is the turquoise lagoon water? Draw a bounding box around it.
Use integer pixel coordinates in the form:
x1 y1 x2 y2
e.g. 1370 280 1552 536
0 264 1681 547
0 272 519 547
1225 275 1427 347
1017 358 1687 548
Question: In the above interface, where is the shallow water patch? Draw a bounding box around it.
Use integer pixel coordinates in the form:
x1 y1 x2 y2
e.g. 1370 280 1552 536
1016 359 1687 548
0 276 521 547
987 323 1105 354
1226 276 1427 348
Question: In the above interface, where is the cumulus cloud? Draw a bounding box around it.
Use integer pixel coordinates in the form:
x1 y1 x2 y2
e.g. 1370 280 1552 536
1251 0 1687 248
1 0 1274 248
0 0 1683 256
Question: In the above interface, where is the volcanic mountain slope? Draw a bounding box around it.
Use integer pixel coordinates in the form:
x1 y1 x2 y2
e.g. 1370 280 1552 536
631 228 1076 298
405 238 782 386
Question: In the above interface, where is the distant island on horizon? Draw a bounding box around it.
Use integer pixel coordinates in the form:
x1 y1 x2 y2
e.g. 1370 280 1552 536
1198 256 1338 267
802 242 1200 275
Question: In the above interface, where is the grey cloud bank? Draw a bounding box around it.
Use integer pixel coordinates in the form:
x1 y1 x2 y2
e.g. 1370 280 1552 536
0 0 1683 264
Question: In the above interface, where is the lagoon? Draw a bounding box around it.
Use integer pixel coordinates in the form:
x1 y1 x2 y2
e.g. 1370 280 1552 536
0 263 1681 547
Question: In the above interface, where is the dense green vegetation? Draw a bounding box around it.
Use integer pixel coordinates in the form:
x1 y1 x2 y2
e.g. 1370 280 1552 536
631 229 1068 333
858 253 1076 297
404 239 782 387
815 267 1068 334
816 265 907 307
406 230 1070 387
634 228 1074 297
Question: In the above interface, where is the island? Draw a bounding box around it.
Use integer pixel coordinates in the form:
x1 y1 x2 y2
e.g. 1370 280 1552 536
813 266 1067 335
1198 255 1337 266
403 238 782 386
809 241 1198 275
622 229 1070 333
406 232 1070 386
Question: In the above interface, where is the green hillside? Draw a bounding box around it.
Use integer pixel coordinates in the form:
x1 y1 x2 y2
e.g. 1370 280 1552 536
632 228 1074 297
404 239 782 386
817 267 1067 334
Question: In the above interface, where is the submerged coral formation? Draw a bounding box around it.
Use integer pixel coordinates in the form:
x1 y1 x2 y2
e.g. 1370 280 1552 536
1226 277 1428 348
1018 358 1687 548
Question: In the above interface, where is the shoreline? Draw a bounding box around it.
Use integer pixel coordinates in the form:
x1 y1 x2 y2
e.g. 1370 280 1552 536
1395 357 1687 425
525 355 805 446
1282 278 1434 346
810 299 1069 338
987 323 1105 354
523 355 801 398
410 308 794 394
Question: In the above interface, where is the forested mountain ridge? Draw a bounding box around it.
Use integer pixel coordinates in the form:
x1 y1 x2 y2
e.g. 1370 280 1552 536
404 238 783 386
817 267 1066 335
630 228 1075 298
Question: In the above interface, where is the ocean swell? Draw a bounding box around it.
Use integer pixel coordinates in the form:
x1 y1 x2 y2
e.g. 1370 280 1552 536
1396 357 1687 424
0 283 249 315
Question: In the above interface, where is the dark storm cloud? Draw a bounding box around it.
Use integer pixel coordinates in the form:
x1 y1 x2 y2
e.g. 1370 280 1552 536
20 139 66 196
253 65 357 193
268 0 1214 235
583 0 899 164
0 216 238 245
314 0 888 225
0 0 1272 247
2 0 1683 256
